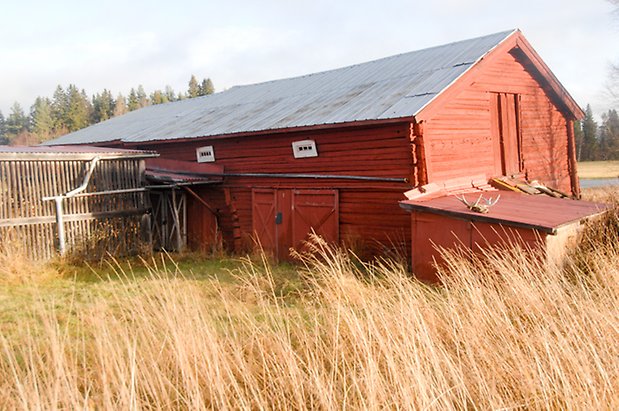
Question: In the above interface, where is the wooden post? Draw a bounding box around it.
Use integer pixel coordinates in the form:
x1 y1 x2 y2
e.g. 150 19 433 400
566 119 581 198
54 197 66 255
171 189 183 251
412 121 429 186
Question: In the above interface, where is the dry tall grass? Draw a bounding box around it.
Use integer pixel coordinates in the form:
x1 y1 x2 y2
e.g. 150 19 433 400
1 220 618 408
0 232 57 283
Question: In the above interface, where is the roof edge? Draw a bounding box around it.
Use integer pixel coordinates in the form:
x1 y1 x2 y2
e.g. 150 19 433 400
413 29 585 121
413 29 519 119
512 34 585 119
89 116 416 147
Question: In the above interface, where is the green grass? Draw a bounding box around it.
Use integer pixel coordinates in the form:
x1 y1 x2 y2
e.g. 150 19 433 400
0 252 303 340
578 160 619 179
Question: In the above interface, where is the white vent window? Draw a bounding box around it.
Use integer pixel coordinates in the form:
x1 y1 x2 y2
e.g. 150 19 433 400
292 140 318 158
196 145 215 163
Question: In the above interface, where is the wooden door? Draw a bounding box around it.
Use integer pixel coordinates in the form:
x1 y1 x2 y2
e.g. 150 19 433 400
292 189 339 250
251 189 277 254
492 93 522 176
252 188 339 259
251 188 292 260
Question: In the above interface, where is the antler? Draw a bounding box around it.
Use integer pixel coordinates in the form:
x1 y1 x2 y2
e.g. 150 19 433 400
472 194 484 208
456 195 471 207
455 194 500 214
485 195 501 207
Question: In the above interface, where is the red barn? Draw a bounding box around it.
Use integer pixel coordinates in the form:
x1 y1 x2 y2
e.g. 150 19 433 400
47 30 587 264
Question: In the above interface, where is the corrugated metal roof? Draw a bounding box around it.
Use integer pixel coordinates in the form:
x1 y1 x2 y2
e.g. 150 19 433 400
46 30 516 146
0 145 157 160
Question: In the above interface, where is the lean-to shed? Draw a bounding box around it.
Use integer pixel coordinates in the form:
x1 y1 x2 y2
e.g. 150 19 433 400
46 29 590 264
0 146 156 259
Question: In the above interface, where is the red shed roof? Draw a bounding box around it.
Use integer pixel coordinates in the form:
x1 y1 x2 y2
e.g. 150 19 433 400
145 157 224 185
399 191 607 234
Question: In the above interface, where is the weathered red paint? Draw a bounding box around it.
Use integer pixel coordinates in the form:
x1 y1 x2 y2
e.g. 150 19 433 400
251 188 339 259
112 31 586 265
402 191 607 281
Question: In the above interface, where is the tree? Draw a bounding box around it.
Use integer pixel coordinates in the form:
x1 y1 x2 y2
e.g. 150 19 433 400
92 89 115 123
136 85 149 108
127 88 139 111
51 85 69 131
599 109 619 159
114 93 128 117
150 90 168 105
581 104 598 161
65 85 92 132
30 97 54 140
199 78 215 96
0 111 7 145
164 85 176 102
187 75 200 98
6 102 28 137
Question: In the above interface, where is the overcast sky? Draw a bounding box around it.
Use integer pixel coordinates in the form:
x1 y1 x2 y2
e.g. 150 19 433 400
1 0 617 118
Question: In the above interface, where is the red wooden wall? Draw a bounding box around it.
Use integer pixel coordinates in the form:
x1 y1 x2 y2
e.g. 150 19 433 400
121 41 578 263
422 48 573 193
410 211 546 282
136 123 414 259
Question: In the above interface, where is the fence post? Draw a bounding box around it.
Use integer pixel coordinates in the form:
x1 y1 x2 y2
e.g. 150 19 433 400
54 197 66 255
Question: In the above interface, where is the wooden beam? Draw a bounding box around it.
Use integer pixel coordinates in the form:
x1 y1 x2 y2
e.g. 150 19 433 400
411 120 429 185
0 208 149 228
183 187 219 216
566 119 581 198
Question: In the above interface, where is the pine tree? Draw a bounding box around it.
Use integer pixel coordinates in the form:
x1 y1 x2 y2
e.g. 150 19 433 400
188 75 200 98
150 90 168 105
0 111 7 145
164 85 176 102
199 78 215 96
51 85 69 132
30 97 54 140
92 89 115 123
114 93 128 117
65 85 92 131
581 104 598 161
136 85 149 108
599 109 619 160
6 102 28 137
127 88 139 111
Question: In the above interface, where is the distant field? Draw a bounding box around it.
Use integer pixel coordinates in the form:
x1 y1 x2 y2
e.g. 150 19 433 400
578 160 619 179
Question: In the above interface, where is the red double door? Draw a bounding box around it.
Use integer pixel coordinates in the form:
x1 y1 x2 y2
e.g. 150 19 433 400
252 189 339 260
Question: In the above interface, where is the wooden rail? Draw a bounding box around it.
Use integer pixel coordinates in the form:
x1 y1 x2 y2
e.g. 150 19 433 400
0 157 150 260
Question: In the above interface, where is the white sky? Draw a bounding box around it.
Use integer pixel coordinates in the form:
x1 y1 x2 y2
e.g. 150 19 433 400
0 0 617 118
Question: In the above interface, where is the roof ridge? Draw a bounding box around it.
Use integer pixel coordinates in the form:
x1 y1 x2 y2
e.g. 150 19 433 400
45 29 519 146
228 30 517 90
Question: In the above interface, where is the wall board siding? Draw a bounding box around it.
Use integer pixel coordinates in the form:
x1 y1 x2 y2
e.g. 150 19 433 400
423 50 572 193
138 123 414 259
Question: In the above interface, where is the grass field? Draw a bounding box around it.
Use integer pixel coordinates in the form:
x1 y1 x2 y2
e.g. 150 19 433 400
578 160 619 179
0 190 618 409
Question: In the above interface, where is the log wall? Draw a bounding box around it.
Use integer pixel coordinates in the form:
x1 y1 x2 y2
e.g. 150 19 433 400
423 48 572 193
137 123 414 259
